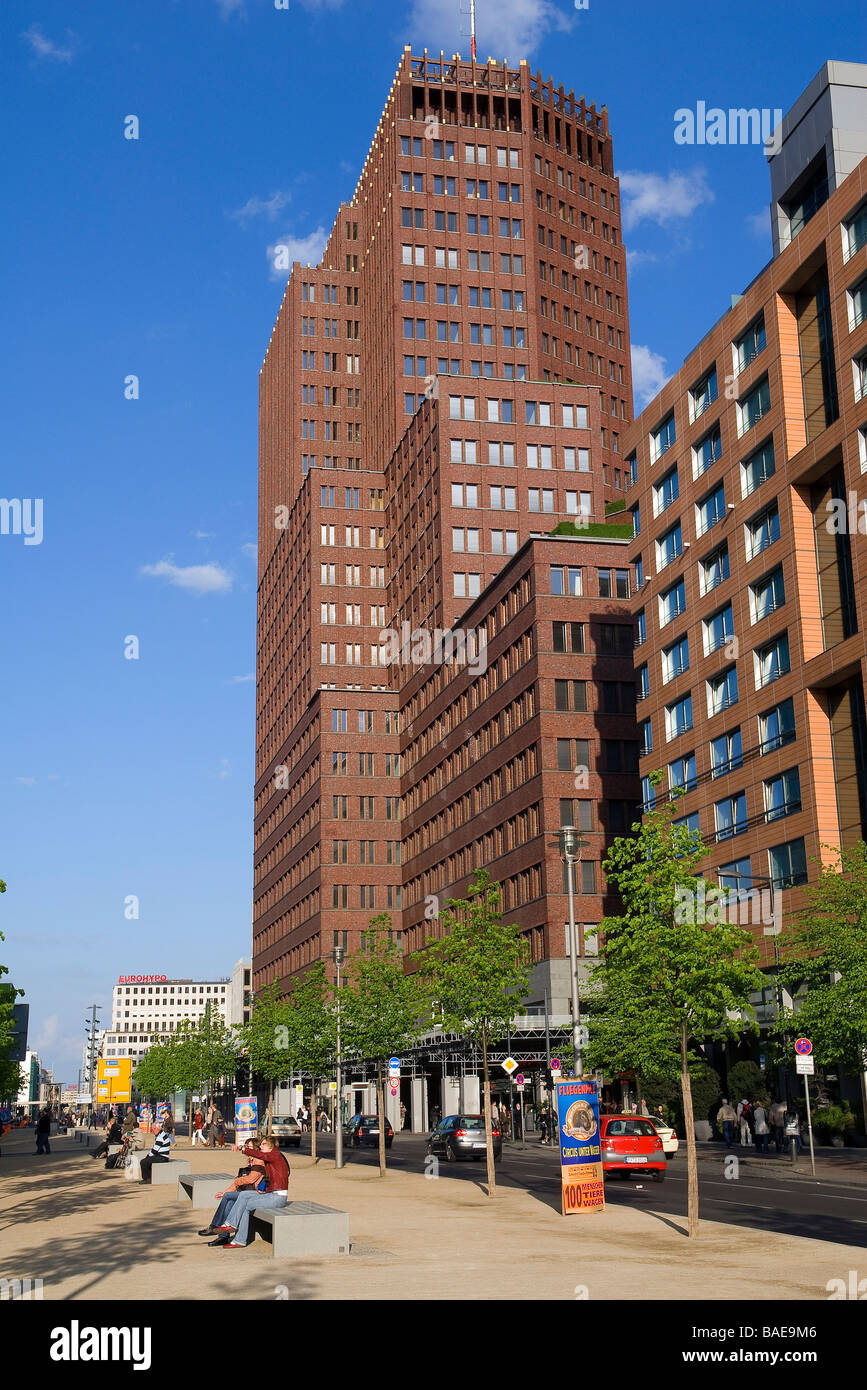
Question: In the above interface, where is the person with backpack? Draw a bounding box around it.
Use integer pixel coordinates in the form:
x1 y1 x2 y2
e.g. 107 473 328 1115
737 1098 753 1147
35 1109 52 1155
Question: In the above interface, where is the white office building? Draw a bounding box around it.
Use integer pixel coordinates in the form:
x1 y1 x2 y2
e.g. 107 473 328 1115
101 976 231 1065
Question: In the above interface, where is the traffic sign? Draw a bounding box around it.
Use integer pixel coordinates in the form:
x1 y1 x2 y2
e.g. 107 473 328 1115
328 1082 337 1093
795 1037 812 1056
796 1056 815 1075
550 1057 561 1071
551 1069 562 1081
515 1073 525 1086
388 1056 401 1071
502 1056 518 1075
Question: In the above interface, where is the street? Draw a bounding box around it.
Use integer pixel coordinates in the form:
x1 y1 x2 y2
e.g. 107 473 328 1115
291 1132 867 1248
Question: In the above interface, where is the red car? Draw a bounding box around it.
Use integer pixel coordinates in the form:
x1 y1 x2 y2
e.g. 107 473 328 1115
600 1114 667 1181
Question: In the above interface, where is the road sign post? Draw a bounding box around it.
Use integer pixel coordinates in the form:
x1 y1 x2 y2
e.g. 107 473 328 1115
794 1040 816 1176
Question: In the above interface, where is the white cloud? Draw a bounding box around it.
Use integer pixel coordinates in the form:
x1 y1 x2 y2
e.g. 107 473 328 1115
35 1015 61 1049
241 542 258 561
140 559 233 595
217 758 231 779
268 228 328 279
626 248 659 274
193 530 215 540
228 191 292 224
746 208 770 238
215 0 246 17
406 0 573 59
227 673 255 684
16 776 37 786
631 344 670 408
21 24 79 62
618 169 714 232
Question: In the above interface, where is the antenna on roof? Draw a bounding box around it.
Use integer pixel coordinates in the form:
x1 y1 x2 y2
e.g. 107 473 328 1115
460 0 477 61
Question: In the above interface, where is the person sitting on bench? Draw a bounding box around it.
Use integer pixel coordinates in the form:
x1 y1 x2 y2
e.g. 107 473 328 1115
92 1118 123 1159
200 1136 289 1247
139 1121 173 1183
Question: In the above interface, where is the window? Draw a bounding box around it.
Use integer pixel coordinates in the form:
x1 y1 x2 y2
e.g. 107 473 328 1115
692 424 722 479
759 697 795 754
741 439 775 498
653 465 679 516
638 663 649 702
711 727 742 778
703 602 734 655
715 792 747 841
650 412 676 462
734 314 766 373
754 633 790 688
669 751 697 793
847 273 867 333
528 488 555 512
745 501 780 560
699 543 729 596
636 608 647 645
665 693 693 741
707 665 738 716
768 837 808 890
553 622 585 653
737 376 771 436
718 857 752 893
659 577 686 628
641 774 655 811
656 521 683 570
662 634 690 683
562 404 588 429
640 717 653 756
565 490 592 515
672 811 700 837
554 679 588 712
525 401 552 425
689 367 718 422
855 352 867 403
526 444 553 468
843 200 867 262
750 566 785 623
550 565 583 596
764 768 801 822
696 482 726 536
598 624 632 656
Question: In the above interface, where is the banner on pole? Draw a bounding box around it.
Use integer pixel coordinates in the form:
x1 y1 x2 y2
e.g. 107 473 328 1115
555 1078 605 1216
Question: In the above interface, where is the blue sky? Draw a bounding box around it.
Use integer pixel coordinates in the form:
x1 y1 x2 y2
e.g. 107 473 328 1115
0 0 858 1084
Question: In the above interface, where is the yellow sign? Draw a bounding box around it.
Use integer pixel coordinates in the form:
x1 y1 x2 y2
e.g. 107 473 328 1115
97 1057 132 1104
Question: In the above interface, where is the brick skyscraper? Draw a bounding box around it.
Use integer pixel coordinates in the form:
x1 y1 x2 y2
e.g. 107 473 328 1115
255 49 637 1022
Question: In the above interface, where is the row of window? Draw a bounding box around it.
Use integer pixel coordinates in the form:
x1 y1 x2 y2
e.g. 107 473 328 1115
648 324 768 464
330 709 400 733
320 564 385 586
639 567 785 676
402 244 524 275
331 884 403 909
330 796 401 820
638 496 780 595
646 438 775 533
401 173 523 201
403 282 526 310
319 488 383 510
643 753 800 827
320 526 384 547
399 136 520 166
450 481 592 510
549 565 630 598
299 353 359 372
320 604 386 625
329 752 400 776
446 397 589 427
641 672 793 756
332 840 401 864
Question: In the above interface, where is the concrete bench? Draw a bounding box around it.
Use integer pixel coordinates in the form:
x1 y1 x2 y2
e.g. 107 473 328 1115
149 1158 191 1185
251 1201 350 1257
177 1174 234 1207
75 1130 94 1146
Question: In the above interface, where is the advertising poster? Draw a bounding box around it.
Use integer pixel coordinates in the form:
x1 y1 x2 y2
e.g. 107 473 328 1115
555 1078 605 1216
235 1096 258 1146
139 1103 152 1132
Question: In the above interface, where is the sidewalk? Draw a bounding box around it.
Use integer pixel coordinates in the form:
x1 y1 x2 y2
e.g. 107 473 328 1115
1 1127 864 1301
695 1140 867 1186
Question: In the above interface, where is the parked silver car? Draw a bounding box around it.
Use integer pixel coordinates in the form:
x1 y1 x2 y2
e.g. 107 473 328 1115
269 1115 303 1148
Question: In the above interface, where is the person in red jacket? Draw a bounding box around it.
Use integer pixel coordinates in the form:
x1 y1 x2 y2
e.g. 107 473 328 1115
200 1136 290 1248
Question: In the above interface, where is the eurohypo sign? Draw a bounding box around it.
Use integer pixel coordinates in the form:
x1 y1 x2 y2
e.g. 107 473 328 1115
118 975 168 983
555 1078 605 1216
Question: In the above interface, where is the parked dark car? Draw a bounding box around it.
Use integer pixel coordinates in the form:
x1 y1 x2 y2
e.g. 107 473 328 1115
344 1115 394 1148
426 1114 502 1162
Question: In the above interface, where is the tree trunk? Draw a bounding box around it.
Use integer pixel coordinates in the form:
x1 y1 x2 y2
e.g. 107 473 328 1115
310 1078 318 1162
377 1061 387 1177
680 1019 699 1239
482 1031 496 1198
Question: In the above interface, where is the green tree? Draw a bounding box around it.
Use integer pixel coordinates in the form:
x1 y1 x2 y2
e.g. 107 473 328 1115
133 1040 178 1107
172 1009 239 1143
239 978 296 1136
725 1059 769 1108
585 776 763 1237
339 917 429 1177
775 841 867 1127
0 1057 23 1106
289 961 335 1162
416 869 530 1198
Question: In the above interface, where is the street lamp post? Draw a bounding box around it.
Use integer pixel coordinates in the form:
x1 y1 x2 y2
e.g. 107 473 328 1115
332 945 345 1170
553 827 588 1075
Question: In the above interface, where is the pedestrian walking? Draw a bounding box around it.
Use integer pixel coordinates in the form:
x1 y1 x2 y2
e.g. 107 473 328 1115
35 1109 52 1155
399 1101 406 1131
753 1103 770 1153
206 1103 222 1148
201 1136 290 1248
769 1098 786 1153
539 1104 550 1145
191 1108 206 1145
716 1099 737 1149
737 1099 753 1147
